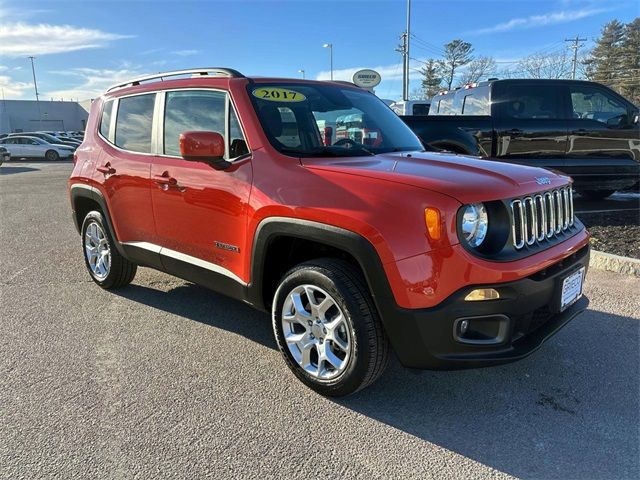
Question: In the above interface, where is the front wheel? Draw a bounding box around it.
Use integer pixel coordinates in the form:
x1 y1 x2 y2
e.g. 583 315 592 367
272 258 389 397
577 189 615 200
45 150 59 161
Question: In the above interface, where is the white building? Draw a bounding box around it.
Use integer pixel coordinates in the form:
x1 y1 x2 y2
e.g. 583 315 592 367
0 99 89 134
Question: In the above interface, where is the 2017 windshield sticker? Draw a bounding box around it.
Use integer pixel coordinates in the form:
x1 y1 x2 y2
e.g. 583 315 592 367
252 87 306 102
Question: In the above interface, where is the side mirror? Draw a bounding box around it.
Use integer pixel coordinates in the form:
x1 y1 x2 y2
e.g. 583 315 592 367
179 131 230 170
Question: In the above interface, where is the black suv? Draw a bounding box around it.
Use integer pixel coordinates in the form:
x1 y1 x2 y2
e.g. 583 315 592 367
402 79 640 199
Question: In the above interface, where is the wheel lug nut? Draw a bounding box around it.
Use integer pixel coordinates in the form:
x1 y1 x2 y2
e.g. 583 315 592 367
307 320 312 326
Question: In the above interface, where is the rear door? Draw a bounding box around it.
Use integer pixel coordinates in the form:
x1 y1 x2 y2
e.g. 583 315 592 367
150 88 252 286
96 93 159 263
492 82 568 170
565 83 639 161
0 138 23 157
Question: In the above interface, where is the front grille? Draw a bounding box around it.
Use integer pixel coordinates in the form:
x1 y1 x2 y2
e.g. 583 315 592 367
510 186 574 250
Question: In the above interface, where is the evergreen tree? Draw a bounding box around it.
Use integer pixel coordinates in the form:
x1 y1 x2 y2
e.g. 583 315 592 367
419 59 442 98
585 20 625 89
620 18 640 104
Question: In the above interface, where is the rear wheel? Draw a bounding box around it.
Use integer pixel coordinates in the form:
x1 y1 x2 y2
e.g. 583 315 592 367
272 258 389 397
45 150 59 161
578 189 615 200
81 211 136 289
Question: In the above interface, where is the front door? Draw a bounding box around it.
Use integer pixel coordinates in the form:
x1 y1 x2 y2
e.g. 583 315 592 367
564 83 640 188
150 89 252 287
492 82 568 171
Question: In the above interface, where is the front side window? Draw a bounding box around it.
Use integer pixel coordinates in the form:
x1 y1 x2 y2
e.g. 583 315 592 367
114 94 156 153
501 85 560 119
570 86 628 124
249 83 423 157
163 90 226 156
100 99 114 139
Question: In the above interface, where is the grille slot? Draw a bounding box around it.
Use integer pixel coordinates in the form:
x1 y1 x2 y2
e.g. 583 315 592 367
509 186 574 250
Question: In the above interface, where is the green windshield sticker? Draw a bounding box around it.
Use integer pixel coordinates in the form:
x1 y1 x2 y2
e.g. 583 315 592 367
252 87 306 102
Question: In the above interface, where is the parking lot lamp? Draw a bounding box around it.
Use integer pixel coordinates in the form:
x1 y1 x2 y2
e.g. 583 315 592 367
298 69 305 79
323 43 333 81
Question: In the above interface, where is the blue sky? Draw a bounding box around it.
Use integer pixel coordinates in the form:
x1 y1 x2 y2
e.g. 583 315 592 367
0 0 637 101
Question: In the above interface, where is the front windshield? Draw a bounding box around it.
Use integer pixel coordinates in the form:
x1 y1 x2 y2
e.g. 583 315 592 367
249 83 423 157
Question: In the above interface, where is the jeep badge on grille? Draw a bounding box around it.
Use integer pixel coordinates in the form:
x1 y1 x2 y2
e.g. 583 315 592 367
535 177 551 185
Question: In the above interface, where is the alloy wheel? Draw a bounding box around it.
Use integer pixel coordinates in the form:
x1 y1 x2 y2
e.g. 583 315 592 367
281 284 353 381
84 222 111 280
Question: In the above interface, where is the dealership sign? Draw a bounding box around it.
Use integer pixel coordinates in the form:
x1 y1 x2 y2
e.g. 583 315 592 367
352 69 381 89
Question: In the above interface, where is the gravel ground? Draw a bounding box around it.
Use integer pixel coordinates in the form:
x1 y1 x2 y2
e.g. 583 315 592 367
578 210 640 259
1 162 639 479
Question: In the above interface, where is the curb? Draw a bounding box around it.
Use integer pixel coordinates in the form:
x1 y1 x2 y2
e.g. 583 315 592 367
589 250 640 277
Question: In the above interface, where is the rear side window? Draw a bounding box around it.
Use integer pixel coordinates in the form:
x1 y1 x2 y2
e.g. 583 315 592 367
163 90 226 156
461 88 490 115
500 85 560 119
99 99 113 139
114 94 156 153
430 95 454 115
412 103 430 116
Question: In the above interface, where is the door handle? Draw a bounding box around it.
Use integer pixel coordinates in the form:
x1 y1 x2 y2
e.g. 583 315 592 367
153 171 178 188
571 129 588 136
96 163 116 175
507 128 523 137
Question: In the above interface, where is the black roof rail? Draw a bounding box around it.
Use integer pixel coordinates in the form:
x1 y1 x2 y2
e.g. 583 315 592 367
106 68 245 93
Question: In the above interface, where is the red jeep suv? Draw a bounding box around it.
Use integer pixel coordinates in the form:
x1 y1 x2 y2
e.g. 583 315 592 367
68 68 590 396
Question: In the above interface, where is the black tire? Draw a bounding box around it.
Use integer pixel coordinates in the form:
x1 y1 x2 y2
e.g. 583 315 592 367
81 210 137 289
272 258 390 397
578 189 615 200
45 150 59 161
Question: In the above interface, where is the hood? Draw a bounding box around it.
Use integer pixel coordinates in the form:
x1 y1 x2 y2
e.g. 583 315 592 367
302 151 570 204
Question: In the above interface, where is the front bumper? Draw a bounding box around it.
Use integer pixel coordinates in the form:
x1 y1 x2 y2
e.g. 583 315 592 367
383 244 590 369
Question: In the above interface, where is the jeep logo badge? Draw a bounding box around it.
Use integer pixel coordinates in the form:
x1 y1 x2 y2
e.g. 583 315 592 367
535 177 551 185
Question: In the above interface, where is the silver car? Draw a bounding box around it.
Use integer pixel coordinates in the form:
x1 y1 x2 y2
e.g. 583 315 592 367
0 136 75 161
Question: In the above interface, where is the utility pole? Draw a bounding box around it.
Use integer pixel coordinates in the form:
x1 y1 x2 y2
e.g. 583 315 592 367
28 56 43 130
402 0 411 101
565 36 587 80
323 43 333 80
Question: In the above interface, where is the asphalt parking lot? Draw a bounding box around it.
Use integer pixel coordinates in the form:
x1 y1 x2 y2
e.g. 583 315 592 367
1 161 639 479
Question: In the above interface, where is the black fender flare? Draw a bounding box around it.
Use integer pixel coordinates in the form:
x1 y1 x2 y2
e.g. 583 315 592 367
248 217 397 314
69 183 127 257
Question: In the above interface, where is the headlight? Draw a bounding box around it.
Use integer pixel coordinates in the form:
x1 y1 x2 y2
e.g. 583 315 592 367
461 203 488 247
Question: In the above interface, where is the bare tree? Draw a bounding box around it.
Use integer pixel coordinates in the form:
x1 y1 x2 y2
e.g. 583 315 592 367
517 51 571 79
457 56 496 85
439 39 474 89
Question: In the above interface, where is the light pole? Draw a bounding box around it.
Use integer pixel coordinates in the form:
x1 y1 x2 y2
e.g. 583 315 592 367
28 56 43 130
298 69 305 79
323 43 333 81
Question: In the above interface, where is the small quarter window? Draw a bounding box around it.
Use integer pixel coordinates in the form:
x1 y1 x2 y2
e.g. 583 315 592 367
229 106 249 159
100 99 113 139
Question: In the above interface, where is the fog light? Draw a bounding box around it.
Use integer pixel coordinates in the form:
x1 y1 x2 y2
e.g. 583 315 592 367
464 288 500 301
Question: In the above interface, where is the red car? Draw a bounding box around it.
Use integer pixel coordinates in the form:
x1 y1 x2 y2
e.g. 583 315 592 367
68 68 590 396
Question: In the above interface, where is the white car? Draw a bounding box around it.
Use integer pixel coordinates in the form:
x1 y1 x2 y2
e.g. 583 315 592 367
0 136 75 161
